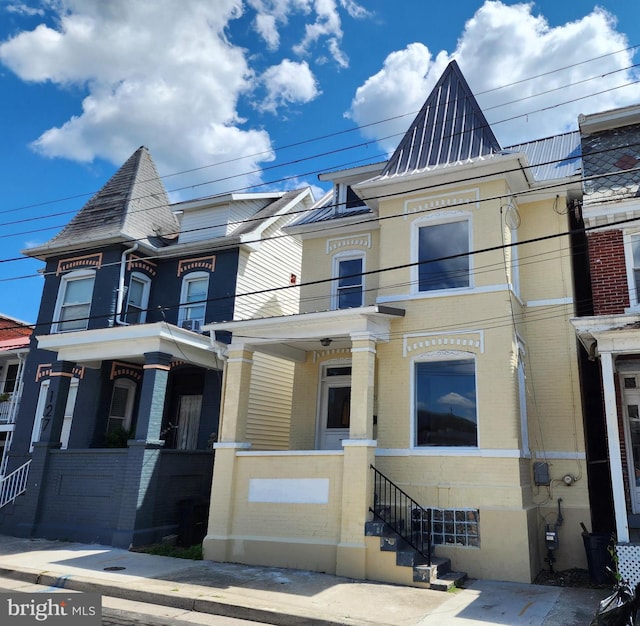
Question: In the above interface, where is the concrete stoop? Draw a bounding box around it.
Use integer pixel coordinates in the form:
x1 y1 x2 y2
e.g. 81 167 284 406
365 519 467 591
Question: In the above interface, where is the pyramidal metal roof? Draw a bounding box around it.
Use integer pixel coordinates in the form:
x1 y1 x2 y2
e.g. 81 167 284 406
28 146 180 257
382 60 502 177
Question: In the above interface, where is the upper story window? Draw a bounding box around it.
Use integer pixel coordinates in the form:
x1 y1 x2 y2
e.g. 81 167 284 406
415 217 471 293
53 270 96 333
179 272 209 329
414 356 477 447
125 273 151 324
627 232 640 307
1 362 19 394
333 253 364 309
335 184 366 213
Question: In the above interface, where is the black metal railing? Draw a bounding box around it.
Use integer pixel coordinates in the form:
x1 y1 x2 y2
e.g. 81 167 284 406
369 464 431 563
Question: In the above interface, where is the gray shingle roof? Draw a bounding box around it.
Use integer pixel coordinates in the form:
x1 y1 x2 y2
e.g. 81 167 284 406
382 60 502 177
581 123 640 203
28 146 180 256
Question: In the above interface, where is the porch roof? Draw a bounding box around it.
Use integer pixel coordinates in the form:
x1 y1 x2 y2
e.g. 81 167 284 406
204 305 405 362
36 321 224 370
571 313 640 357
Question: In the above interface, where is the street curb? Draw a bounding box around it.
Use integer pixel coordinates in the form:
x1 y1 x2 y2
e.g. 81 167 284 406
0 565 359 626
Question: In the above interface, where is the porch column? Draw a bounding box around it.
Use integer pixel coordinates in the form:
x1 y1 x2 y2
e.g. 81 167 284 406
134 351 172 444
203 344 254 562
601 351 630 543
348 333 376 440
336 334 377 579
39 360 75 444
218 345 254 443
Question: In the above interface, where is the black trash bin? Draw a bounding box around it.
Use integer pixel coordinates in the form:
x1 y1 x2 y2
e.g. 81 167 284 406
583 532 614 584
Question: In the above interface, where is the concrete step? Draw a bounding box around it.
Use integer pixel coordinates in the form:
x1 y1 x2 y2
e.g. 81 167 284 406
429 571 468 592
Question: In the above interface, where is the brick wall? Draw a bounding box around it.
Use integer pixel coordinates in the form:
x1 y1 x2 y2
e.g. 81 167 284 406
588 230 630 315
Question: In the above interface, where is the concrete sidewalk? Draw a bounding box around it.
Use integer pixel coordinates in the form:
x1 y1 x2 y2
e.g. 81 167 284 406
0 535 608 625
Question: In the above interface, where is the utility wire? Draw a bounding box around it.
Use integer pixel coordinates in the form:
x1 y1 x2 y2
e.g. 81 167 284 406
1 44 637 218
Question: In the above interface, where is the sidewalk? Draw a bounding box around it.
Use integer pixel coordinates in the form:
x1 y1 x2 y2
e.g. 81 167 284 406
0 534 608 625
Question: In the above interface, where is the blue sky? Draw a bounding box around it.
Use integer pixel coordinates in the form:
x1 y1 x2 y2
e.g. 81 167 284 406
1 0 639 324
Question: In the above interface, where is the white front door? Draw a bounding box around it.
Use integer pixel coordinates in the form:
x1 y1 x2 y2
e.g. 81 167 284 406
318 365 351 450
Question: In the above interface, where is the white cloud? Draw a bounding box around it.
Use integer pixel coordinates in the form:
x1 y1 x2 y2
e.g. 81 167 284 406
5 3 45 17
259 59 320 113
0 0 273 196
348 0 640 149
247 0 364 67
438 392 476 410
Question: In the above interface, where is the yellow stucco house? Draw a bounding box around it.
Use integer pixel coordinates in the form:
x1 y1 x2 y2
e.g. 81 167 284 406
202 61 590 587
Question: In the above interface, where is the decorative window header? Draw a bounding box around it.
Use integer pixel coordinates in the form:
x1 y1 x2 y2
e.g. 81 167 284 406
403 330 484 357
109 361 143 381
177 256 216 277
35 363 85 382
127 255 157 277
404 189 480 219
326 233 371 254
56 253 103 275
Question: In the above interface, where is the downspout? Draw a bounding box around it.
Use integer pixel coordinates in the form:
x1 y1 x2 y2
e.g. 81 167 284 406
115 243 139 325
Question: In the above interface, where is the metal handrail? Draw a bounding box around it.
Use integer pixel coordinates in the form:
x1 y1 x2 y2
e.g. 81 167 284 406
370 464 431 563
0 460 31 509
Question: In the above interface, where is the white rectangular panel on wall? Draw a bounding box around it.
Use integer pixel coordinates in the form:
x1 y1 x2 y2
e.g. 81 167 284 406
248 478 330 504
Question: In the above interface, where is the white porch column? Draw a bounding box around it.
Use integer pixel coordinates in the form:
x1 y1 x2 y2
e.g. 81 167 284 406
601 351 630 543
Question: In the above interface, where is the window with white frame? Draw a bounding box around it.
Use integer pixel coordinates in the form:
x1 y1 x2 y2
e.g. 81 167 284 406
60 378 79 450
53 270 96 332
416 218 470 292
178 272 209 328
30 378 79 450
1 362 19 394
333 254 364 309
414 356 477 447
31 380 50 451
106 378 136 435
124 272 151 324
626 232 640 307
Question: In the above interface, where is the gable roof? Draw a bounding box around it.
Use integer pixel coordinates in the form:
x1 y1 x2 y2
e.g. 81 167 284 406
25 146 180 259
382 60 502 178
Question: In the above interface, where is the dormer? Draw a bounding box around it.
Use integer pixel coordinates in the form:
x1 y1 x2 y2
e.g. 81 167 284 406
173 192 287 245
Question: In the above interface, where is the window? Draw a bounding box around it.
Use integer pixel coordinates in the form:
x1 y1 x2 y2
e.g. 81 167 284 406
1 363 19 394
415 357 477 447
333 255 364 309
60 378 79 450
175 395 202 450
30 378 79 450
179 272 209 327
31 380 54 451
106 379 136 435
125 273 151 324
54 270 95 332
417 219 470 292
628 233 640 307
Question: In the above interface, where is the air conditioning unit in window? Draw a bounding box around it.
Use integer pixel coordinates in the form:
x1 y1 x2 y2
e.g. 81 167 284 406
181 319 201 332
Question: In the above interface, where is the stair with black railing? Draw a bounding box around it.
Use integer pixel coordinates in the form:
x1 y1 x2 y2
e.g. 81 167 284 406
365 517 467 591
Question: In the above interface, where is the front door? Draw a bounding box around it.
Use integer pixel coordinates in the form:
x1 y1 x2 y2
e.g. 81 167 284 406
318 365 351 450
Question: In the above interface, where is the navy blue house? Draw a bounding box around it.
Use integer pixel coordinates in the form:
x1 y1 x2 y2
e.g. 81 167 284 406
0 147 312 547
